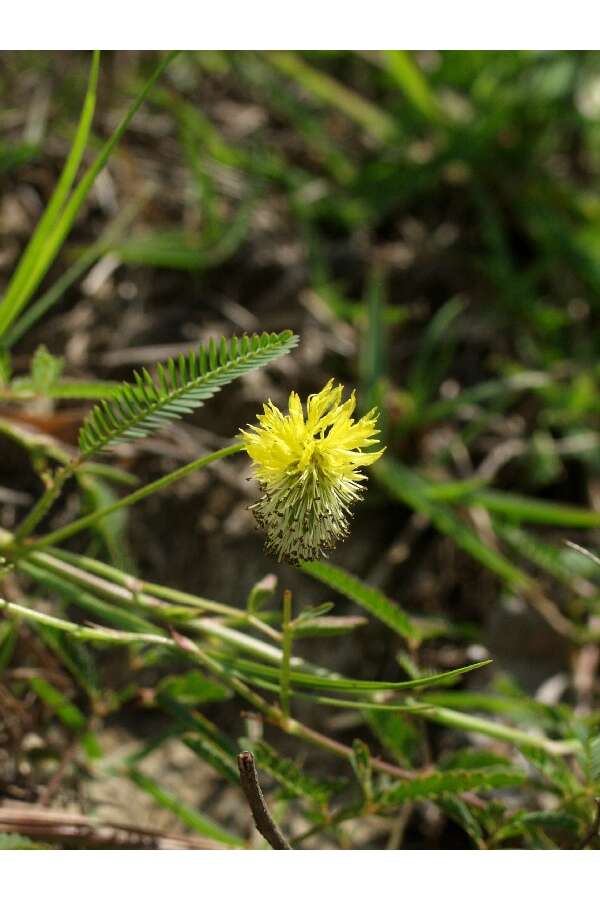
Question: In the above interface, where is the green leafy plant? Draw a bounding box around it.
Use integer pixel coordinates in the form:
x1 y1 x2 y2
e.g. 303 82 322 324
3 50 600 852
78 332 298 455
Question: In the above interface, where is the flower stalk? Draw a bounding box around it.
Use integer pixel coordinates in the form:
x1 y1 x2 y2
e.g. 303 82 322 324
8 443 244 558
280 589 293 718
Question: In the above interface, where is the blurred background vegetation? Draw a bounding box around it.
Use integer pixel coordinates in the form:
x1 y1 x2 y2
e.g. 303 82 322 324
3 50 600 849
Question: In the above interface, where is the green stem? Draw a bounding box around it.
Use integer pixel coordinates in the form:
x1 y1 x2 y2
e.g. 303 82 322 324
280 589 293 718
13 459 80 543
0 595 415 781
44 546 281 642
0 416 71 465
406 702 578 756
20 549 328 674
39 547 247 618
0 595 153 645
13 443 244 556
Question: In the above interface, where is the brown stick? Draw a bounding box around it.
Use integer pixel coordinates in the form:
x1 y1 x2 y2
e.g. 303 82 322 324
0 806 227 849
237 751 292 850
39 739 79 806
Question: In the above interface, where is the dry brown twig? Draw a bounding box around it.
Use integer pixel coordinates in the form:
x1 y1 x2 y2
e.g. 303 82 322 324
0 805 227 849
237 751 292 850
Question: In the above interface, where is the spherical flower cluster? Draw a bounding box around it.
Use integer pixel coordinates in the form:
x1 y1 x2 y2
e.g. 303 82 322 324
240 380 384 564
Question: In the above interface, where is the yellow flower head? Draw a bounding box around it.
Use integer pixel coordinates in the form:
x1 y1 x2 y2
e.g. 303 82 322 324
240 380 384 564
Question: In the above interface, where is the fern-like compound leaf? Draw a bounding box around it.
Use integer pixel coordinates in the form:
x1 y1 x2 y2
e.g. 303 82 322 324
78 330 298 456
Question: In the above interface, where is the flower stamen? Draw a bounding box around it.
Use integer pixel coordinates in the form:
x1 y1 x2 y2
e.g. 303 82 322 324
240 380 384 564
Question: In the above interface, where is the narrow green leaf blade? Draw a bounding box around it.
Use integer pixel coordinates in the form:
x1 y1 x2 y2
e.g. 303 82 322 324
128 768 243 847
301 558 420 641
